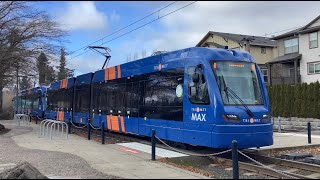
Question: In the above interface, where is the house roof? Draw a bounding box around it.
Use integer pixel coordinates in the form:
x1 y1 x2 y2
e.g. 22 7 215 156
301 14 320 30
196 31 277 47
271 28 301 40
272 14 320 40
267 52 302 64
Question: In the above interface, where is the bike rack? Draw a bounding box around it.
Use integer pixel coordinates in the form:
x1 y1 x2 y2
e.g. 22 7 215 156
14 114 30 126
38 119 68 140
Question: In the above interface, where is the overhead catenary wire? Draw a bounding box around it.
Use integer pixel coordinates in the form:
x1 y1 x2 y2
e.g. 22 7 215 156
262 25 303 37
69 1 198 61
68 1 177 56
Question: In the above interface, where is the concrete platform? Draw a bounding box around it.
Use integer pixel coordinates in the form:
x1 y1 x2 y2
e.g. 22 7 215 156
0 120 207 179
249 132 320 152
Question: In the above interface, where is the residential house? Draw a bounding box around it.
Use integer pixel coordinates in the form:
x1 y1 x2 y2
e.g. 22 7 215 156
268 15 320 85
196 31 278 83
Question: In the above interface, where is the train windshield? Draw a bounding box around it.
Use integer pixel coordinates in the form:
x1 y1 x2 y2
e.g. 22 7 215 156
212 61 263 105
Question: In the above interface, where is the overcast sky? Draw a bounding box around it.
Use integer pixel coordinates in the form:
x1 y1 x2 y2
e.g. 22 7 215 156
37 1 320 76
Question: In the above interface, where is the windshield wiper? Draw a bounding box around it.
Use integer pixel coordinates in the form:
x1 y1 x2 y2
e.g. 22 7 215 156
216 71 255 119
224 86 254 118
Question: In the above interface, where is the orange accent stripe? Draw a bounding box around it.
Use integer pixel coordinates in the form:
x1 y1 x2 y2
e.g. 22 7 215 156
111 115 119 132
117 65 121 78
213 63 217 69
107 115 111 130
63 79 68 89
105 68 109 81
120 116 125 133
61 111 64 121
109 66 116 80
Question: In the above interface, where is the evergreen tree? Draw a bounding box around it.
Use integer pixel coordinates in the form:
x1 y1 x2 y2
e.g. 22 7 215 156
310 82 317 118
46 65 56 84
58 48 67 80
66 68 74 78
284 85 290 117
273 85 279 116
293 84 299 117
37 52 49 85
315 81 320 118
301 83 308 118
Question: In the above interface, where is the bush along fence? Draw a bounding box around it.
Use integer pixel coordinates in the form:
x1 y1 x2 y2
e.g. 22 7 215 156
267 81 320 130
267 81 320 119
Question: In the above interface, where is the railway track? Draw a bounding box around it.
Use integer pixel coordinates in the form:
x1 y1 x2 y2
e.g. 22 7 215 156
210 151 320 179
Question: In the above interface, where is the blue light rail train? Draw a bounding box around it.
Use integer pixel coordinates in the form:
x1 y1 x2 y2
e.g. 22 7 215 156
14 47 273 149
13 86 47 119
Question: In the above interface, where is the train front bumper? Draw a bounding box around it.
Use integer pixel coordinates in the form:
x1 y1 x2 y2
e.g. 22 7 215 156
212 123 273 149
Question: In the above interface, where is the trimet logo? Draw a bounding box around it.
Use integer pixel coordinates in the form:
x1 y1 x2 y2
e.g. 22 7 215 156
191 107 207 121
154 64 168 71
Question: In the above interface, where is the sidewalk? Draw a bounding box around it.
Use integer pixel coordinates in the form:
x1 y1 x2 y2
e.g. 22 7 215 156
249 132 320 151
1 120 207 179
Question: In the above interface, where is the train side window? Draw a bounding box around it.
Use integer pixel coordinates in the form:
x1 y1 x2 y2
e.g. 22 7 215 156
188 65 210 105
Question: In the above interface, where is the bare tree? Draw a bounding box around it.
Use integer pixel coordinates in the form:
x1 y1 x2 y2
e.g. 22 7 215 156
0 1 67 113
133 52 138 60
141 49 147 58
126 53 132 62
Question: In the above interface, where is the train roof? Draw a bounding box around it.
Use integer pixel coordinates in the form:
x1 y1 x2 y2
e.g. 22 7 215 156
19 86 47 96
48 47 255 89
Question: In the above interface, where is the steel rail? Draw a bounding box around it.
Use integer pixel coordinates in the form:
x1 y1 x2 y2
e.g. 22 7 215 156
209 156 314 179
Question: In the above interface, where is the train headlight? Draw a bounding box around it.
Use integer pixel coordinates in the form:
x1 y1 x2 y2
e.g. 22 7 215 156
222 114 240 122
262 114 269 122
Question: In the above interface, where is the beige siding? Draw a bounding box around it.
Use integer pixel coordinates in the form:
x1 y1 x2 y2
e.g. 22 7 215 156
272 46 278 58
201 34 242 49
201 34 276 64
277 39 285 56
249 46 275 64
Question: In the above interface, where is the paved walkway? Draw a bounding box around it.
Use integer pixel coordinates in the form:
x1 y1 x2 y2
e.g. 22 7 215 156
250 132 320 151
0 120 207 179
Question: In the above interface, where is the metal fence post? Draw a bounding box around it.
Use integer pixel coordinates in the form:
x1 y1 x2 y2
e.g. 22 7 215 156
232 140 239 179
308 122 311 144
102 121 105 144
151 129 156 161
277 116 281 133
88 118 91 140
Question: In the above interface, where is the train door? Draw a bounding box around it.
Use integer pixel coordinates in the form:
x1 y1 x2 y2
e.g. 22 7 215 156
183 64 214 147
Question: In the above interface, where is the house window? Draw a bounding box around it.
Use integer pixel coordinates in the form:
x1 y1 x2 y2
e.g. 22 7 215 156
308 62 320 74
261 69 268 83
261 47 266 54
309 32 318 49
284 38 298 54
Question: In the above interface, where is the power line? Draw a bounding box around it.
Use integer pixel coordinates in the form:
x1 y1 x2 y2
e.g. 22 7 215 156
68 1 177 56
263 25 303 37
69 1 197 61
